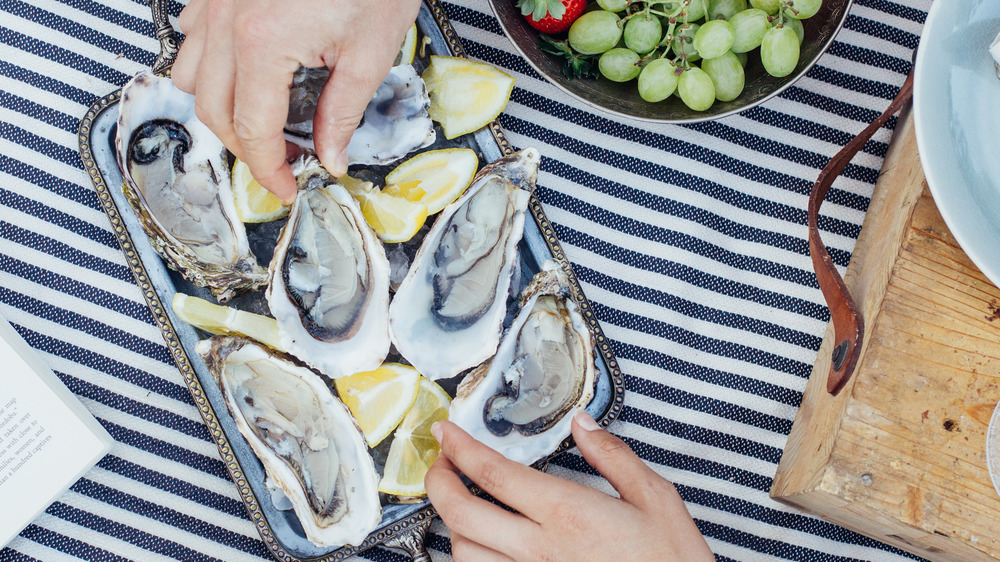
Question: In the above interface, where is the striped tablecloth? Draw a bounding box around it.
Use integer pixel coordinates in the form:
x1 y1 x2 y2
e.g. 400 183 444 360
0 0 931 560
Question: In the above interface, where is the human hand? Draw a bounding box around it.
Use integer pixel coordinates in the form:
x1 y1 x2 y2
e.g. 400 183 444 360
425 411 714 561
171 0 421 203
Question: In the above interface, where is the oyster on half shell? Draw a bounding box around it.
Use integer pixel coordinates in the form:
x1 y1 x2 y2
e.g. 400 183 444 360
285 64 435 166
449 261 596 466
115 72 267 302
389 148 540 380
266 156 391 379
196 336 382 548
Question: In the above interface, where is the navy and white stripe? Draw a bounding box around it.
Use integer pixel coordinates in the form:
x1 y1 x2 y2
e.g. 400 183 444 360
0 0 929 560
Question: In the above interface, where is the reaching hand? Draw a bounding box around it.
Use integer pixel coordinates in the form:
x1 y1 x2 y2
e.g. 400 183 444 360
425 412 714 561
171 0 421 203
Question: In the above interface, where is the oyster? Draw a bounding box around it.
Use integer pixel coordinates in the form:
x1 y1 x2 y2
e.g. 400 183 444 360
285 64 435 166
449 261 596 466
266 156 391 379
389 148 540 380
196 336 381 548
115 72 267 302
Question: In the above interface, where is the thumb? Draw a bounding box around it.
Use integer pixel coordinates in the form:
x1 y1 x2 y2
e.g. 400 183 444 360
312 55 389 177
571 411 670 507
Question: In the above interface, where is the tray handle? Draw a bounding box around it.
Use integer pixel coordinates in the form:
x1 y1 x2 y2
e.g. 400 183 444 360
382 517 433 561
150 0 180 74
808 68 914 395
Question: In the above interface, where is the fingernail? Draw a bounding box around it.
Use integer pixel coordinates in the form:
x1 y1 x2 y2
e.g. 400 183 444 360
431 421 443 443
574 410 602 432
326 148 348 177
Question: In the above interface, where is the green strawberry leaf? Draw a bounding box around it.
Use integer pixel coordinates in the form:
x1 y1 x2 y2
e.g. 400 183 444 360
539 34 598 79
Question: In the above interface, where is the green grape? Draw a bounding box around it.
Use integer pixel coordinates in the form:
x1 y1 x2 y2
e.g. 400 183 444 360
729 8 770 53
678 66 716 110
708 0 748 20
735 50 748 66
701 51 745 101
624 14 663 55
693 19 734 59
750 0 780 15
597 0 628 12
784 17 804 44
785 0 821 19
599 48 642 82
671 23 702 62
683 0 709 21
568 10 623 55
761 24 800 77
638 58 680 102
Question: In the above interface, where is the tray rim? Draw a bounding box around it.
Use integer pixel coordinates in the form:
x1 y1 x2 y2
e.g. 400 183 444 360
76 0 625 559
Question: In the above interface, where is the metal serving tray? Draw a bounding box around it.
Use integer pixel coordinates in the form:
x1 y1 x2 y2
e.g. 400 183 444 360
77 1 624 560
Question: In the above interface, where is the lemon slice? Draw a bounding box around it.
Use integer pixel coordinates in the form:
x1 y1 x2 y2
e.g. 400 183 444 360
422 55 515 140
379 376 451 496
172 293 284 351
334 363 421 448
394 23 418 66
232 159 290 223
384 148 479 215
340 176 428 243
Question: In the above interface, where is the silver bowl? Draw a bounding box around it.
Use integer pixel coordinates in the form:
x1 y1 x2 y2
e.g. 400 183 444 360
486 0 853 123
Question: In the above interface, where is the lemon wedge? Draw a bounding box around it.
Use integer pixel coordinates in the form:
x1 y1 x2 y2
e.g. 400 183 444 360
379 376 451 497
334 363 421 448
394 23 418 66
340 175 428 243
384 148 479 215
422 55 515 140
232 159 290 223
172 293 284 352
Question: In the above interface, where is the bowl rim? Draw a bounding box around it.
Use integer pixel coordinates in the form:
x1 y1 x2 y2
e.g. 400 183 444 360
485 0 855 124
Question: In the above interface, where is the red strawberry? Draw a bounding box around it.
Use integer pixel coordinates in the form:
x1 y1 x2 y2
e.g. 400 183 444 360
516 0 586 35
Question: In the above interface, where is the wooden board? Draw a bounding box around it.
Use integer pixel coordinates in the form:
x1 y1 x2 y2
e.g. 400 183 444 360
771 107 1000 561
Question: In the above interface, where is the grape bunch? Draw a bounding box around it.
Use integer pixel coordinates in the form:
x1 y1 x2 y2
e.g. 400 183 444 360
538 0 821 111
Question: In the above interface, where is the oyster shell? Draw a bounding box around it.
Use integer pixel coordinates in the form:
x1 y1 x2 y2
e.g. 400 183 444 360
115 72 267 302
196 336 381 548
285 64 435 166
266 156 391 379
449 261 596 465
389 148 540 380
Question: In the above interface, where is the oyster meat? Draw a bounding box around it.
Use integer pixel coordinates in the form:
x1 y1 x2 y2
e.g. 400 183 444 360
266 156 391 379
389 148 540 380
285 64 435 166
115 72 267 302
449 261 596 466
197 336 382 548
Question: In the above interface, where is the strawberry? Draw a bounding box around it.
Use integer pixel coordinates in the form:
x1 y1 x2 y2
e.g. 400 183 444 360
516 0 586 35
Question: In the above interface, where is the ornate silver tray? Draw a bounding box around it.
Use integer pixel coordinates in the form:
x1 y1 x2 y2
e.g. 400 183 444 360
77 1 624 560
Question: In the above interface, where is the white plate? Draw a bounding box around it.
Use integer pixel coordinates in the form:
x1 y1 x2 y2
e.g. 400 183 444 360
913 1 1000 287
988 402 1000 499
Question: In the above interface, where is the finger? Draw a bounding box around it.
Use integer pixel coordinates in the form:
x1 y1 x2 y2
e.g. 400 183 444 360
170 2 206 94
192 1 242 160
177 0 206 35
432 420 575 520
449 531 514 562
571 411 671 507
312 52 391 176
231 13 299 203
424 444 538 557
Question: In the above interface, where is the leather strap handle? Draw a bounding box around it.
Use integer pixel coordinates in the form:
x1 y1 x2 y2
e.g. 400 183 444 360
809 68 914 395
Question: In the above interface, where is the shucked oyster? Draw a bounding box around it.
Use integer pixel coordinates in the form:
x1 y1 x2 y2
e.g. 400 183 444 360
285 64 435 166
196 336 381 547
115 72 267 302
266 156 391 379
449 261 596 466
389 148 540 380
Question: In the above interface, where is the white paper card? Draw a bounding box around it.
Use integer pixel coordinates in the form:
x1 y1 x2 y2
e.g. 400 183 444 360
0 313 113 548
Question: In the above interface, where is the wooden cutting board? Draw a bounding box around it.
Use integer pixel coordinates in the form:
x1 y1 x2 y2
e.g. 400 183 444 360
771 107 1000 560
